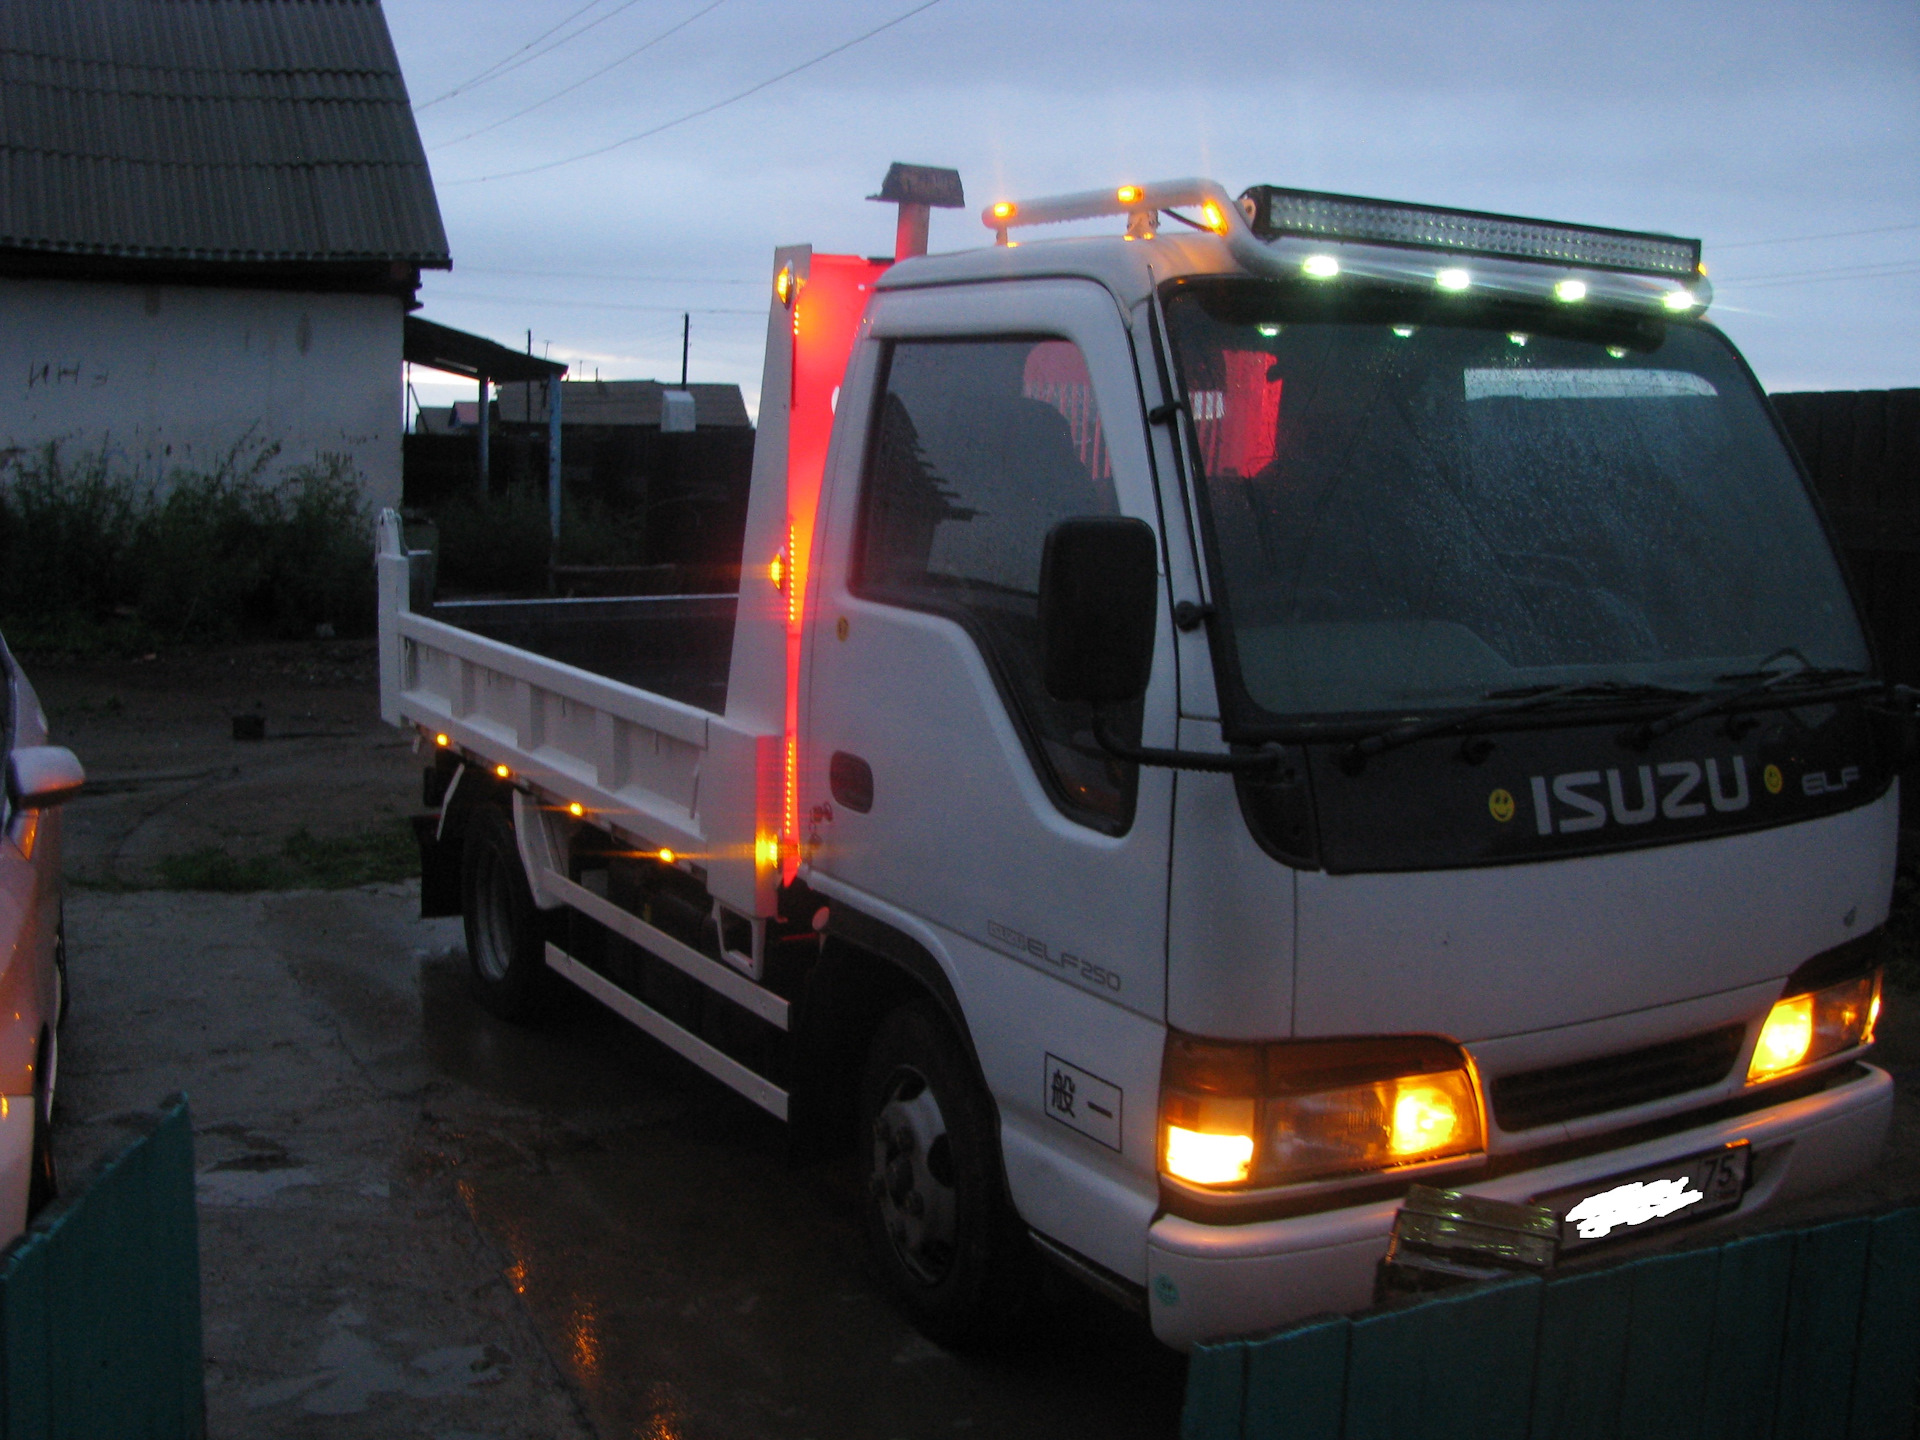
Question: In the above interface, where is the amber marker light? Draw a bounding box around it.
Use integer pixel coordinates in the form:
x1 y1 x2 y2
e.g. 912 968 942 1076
494 764 511 780
1200 200 1228 234
773 263 795 307
658 848 676 865
1749 993 1815 1082
1116 185 1143 205
434 732 450 747
991 201 1016 221
567 802 584 818
769 551 785 590
754 833 780 870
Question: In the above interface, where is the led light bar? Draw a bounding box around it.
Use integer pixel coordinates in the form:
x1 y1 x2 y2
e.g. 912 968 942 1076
1240 185 1701 279
973 177 1711 316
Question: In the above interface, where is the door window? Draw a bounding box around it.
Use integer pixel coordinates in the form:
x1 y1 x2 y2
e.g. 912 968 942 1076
853 337 1140 829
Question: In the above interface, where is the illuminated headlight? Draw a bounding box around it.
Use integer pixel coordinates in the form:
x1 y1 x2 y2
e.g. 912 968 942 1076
1747 970 1882 1084
1160 1033 1484 1190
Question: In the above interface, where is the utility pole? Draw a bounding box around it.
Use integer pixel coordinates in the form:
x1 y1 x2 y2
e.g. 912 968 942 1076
680 312 690 387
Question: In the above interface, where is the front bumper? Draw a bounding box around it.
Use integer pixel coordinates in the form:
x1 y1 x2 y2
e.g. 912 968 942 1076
1145 1061 1893 1350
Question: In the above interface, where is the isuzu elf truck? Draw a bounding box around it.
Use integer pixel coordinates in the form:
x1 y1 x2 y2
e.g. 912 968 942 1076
379 172 1897 1349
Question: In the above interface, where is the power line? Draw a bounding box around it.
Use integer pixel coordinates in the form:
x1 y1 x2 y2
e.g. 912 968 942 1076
432 0 727 149
457 264 758 286
414 0 647 111
1723 263 1920 291
1714 221 1920 251
1720 257 1920 284
446 0 947 185
424 288 764 315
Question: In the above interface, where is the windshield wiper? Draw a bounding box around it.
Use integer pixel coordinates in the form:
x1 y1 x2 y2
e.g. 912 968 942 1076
1340 680 1692 772
1622 649 1877 749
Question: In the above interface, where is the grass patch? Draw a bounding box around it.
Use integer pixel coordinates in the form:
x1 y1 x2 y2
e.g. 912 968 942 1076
154 822 418 893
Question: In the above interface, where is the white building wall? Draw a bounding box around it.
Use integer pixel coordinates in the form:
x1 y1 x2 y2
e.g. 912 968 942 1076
0 277 403 513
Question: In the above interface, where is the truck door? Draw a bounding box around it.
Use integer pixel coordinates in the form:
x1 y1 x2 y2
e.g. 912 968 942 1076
801 279 1175 1275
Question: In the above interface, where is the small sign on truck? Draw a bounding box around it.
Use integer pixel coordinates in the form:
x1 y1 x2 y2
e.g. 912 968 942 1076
379 167 1899 1349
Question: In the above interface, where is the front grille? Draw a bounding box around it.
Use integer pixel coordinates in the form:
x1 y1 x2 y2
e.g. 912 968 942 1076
1490 1023 1747 1132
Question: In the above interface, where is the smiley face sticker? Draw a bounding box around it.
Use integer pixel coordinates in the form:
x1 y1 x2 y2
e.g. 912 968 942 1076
1764 764 1784 795
1489 788 1516 823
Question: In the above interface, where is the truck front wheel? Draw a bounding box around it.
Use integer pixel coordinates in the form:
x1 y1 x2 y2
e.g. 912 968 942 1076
461 804 553 1023
859 1001 1031 1348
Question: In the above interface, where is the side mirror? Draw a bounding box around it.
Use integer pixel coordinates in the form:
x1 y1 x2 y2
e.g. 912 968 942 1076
8 746 86 810
1039 517 1159 706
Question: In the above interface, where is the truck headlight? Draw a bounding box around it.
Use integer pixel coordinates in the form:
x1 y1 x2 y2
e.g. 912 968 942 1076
1160 1033 1484 1190
1747 969 1881 1084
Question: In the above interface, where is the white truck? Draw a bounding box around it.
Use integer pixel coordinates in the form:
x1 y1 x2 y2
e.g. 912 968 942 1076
378 171 1897 1350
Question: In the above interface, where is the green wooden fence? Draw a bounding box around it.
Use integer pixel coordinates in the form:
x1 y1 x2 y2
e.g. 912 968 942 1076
1184 1206 1920 1440
0 1095 204 1439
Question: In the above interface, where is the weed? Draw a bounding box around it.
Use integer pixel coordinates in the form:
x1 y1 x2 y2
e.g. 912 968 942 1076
0 439 374 653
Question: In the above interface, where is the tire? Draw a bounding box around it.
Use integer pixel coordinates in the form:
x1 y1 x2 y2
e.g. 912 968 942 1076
859 1001 1032 1349
26 1030 56 1218
460 804 554 1023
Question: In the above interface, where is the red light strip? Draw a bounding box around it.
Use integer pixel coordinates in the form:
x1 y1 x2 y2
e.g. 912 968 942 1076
778 255 887 883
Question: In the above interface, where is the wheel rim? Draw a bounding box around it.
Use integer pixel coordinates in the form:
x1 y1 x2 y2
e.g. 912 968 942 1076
471 849 516 982
871 1066 959 1285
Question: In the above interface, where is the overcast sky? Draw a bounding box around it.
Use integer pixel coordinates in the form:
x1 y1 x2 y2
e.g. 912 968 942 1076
389 0 1920 419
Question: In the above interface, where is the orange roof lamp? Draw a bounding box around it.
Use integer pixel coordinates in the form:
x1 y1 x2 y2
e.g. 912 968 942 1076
868 162 966 262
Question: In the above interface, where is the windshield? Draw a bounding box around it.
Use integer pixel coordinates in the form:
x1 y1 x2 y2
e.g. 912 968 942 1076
1163 281 1870 723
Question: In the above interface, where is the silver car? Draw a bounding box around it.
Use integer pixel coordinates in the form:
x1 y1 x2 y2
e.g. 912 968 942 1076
0 636 83 1241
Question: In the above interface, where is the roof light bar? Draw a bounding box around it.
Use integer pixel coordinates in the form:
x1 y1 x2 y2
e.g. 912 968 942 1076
975 177 1711 316
1240 185 1701 279
979 178 1233 237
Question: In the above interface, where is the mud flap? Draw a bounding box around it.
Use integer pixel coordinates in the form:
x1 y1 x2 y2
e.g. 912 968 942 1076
412 813 463 918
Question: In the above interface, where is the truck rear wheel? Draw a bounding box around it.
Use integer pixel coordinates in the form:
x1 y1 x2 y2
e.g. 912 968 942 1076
859 1001 1031 1349
461 804 554 1023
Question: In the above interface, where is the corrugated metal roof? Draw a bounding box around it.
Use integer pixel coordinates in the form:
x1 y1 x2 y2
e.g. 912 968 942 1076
0 0 449 265
497 380 752 429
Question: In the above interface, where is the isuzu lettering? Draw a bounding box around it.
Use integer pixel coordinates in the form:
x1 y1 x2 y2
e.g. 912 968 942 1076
378 170 1896 1349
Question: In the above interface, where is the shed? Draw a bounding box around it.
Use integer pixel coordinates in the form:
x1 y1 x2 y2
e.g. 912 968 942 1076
0 0 449 512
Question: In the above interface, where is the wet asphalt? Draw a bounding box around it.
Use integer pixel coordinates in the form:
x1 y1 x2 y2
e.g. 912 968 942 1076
54 883 1187 1439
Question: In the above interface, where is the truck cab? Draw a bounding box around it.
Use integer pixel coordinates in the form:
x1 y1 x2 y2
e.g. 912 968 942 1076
383 177 1895 1350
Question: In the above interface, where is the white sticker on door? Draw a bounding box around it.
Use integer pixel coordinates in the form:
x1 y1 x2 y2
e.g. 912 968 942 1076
1043 1053 1122 1151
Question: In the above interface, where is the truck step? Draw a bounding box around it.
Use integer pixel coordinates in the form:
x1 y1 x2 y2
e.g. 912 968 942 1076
544 943 789 1120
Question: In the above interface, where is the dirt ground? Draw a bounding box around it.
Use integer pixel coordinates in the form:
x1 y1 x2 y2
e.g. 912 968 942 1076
23 639 1920 1438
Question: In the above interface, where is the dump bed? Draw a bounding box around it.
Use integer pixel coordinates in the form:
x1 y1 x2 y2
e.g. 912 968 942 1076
374 510 779 918
426 593 736 713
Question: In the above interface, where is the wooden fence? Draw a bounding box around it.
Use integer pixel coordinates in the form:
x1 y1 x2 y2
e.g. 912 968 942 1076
1774 389 1920 689
0 1096 204 1439
1181 1205 1920 1440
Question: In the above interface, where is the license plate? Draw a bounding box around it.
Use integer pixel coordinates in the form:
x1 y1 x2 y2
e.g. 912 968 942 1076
1534 1141 1749 1254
